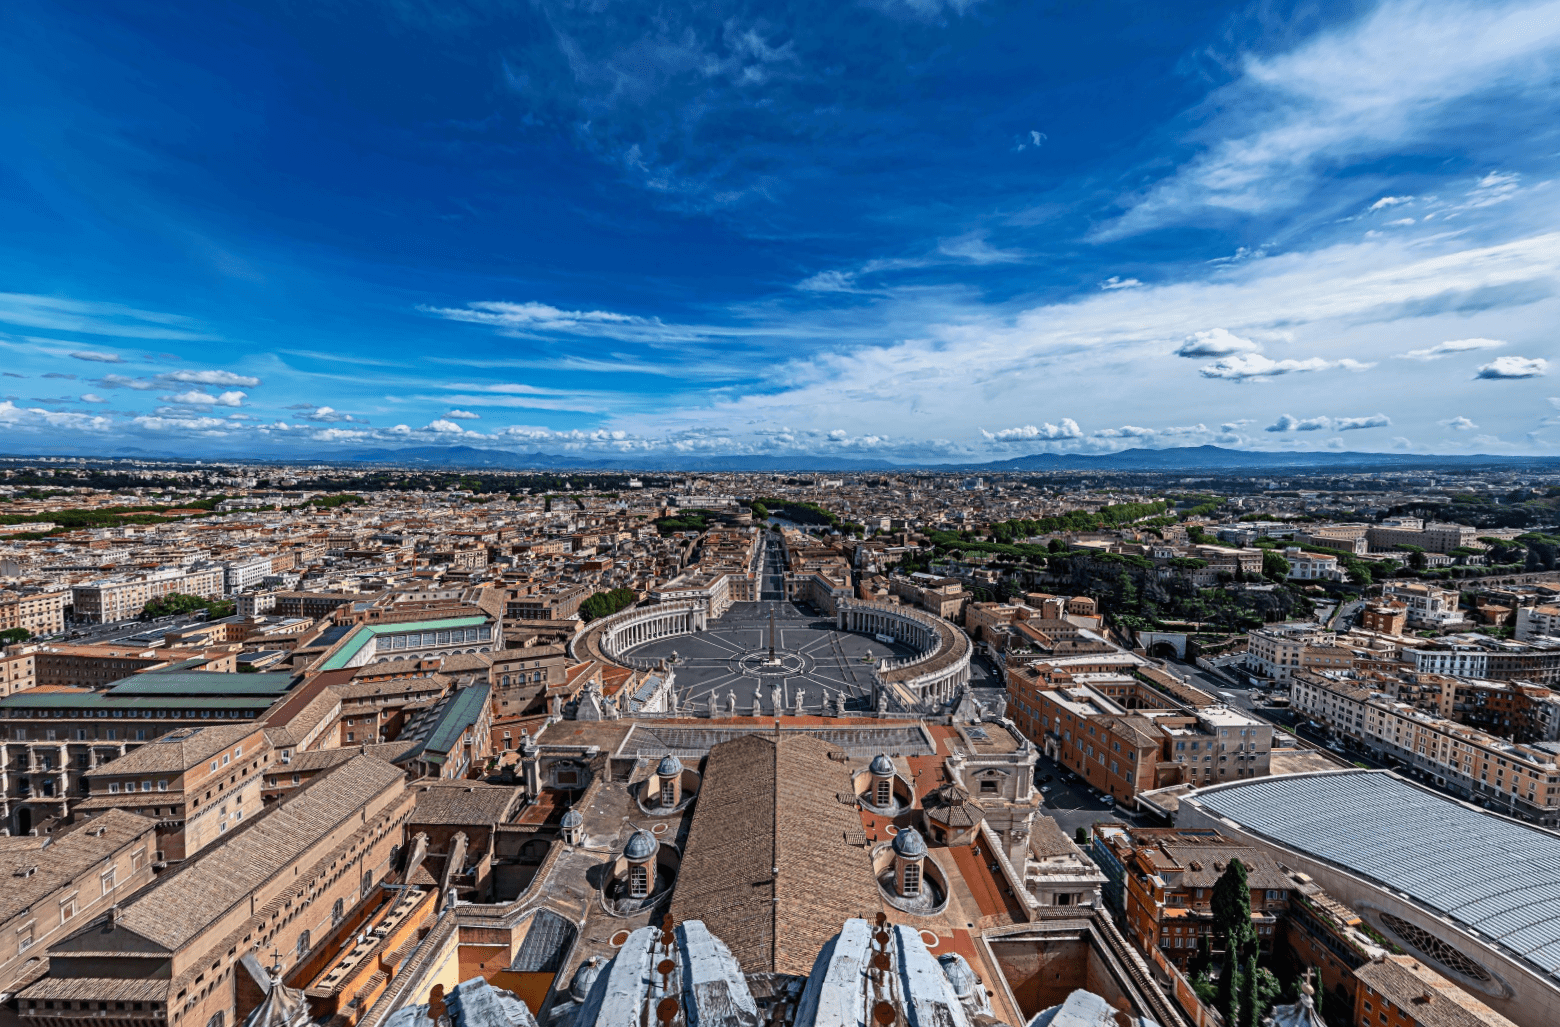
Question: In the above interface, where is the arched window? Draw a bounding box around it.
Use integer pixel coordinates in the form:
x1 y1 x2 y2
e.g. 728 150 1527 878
875 779 892 807
629 864 649 898
660 779 676 807
362 871 373 896
296 931 310 960
331 899 344 924
205 1012 224 1027
902 861 921 897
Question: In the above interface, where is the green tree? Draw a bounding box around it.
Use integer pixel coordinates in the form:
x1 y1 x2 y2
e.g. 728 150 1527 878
0 628 29 645
1261 549 1291 582
1211 859 1254 1025
749 500 769 520
1074 827 1089 845
579 588 637 622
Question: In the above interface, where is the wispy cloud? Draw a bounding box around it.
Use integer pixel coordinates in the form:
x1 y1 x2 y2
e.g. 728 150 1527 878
1199 354 1373 381
980 420 1083 442
0 293 215 341
1394 337 1505 360
1095 0 1560 239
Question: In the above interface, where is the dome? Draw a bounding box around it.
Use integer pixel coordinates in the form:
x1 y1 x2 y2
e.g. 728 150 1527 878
938 953 975 998
892 827 928 859
869 753 895 777
569 957 601 1002
656 753 683 778
624 828 658 862
560 808 583 829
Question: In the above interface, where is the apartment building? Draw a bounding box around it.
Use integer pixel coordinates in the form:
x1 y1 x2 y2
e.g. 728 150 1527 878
1366 520 1480 554
1383 583 1465 629
0 590 68 637
1284 547 1344 581
15 755 414 1027
223 555 276 594
0 668 296 836
1293 529 1369 556
1516 604 1560 642
1007 677 1272 799
1102 827 1294 970
1 647 36 697
1246 628 1337 683
76 723 272 861
1359 600 1408 636
0 810 158 996
1291 671 1560 824
888 573 968 621
70 565 225 623
1405 635 1560 686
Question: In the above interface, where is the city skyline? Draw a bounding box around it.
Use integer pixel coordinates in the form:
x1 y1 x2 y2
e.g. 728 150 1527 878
4 0 1560 463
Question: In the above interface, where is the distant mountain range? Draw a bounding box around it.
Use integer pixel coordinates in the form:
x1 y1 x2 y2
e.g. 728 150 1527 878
331 443 1560 472
9 443 1559 472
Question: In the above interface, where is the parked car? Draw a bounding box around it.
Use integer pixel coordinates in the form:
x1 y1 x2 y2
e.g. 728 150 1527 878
1100 795 1115 806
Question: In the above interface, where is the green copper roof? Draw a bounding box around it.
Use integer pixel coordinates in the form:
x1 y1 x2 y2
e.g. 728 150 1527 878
317 616 489 671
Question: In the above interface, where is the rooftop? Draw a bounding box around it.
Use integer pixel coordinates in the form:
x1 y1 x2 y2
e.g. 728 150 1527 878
1189 771 1560 979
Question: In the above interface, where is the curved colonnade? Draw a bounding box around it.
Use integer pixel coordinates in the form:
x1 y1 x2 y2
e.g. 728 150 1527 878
836 599 972 711
570 601 708 668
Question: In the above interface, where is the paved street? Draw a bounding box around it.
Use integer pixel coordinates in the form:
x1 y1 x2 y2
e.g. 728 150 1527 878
1033 749 1149 838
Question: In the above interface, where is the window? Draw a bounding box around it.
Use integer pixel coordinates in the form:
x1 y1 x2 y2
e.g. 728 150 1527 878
210 761 219 773
979 779 999 795
332 899 344 924
101 867 116 894
17 922 35 951
629 864 649 898
296 931 310 960
901 860 920 897
876 778 892 806
660 780 676 806
59 896 76 924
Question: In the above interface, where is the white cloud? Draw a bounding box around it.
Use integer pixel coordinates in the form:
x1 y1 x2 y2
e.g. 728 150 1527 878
1175 328 1261 358
1099 276 1143 291
0 401 111 431
980 420 1083 442
1440 415 1478 430
131 414 231 432
1096 0 1560 238
1262 412 1390 432
1199 354 1373 380
1476 356 1548 379
425 419 467 433
165 389 246 408
79 394 106 403
69 351 123 363
1334 413 1392 431
1369 195 1415 211
311 428 373 442
445 409 480 419
161 369 260 388
1266 414 1329 432
1394 337 1505 360
97 368 261 391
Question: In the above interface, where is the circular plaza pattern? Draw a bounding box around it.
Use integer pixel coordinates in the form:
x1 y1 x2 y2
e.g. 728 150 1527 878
619 600 917 713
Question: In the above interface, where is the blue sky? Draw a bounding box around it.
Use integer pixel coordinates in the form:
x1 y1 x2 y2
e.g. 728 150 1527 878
3 0 1559 463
